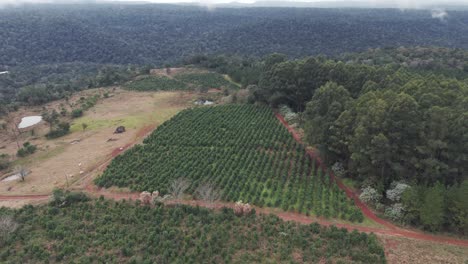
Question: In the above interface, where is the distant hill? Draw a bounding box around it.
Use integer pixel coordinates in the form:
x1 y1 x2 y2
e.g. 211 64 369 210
1 4 468 66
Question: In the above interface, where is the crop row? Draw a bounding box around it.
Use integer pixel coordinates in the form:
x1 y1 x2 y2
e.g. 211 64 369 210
96 105 363 221
124 72 236 91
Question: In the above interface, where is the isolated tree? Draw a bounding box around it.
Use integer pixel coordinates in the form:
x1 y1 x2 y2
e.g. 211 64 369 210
195 182 221 206
42 109 59 130
169 178 191 199
0 215 18 246
164 64 171 75
15 166 28 182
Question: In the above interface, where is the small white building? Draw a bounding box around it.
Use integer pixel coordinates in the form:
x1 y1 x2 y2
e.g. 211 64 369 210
0 71 9 75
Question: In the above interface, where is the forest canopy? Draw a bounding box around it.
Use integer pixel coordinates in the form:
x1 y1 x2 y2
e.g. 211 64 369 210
0 4 467 66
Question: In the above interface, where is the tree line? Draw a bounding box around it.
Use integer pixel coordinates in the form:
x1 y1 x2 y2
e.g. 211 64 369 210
200 52 467 234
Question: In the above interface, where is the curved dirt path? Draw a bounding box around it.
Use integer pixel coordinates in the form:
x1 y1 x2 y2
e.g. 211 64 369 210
2 113 467 248
274 112 396 230
165 199 468 247
274 112 468 247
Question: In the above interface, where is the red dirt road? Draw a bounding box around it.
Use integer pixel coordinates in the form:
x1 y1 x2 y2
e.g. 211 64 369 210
1 114 467 248
274 112 468 247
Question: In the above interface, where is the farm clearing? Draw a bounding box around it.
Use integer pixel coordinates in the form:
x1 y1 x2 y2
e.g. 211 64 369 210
0 88 198 199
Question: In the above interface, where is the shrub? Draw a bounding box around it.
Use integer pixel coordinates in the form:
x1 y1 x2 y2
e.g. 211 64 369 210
16 142 37 157
359 186 381 206
386 182 410 202
71 109 83 118
0 154 9 170
384 203 404 222
46 122 70 139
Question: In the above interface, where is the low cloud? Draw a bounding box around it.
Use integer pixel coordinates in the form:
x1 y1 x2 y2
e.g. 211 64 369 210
431 8 448 22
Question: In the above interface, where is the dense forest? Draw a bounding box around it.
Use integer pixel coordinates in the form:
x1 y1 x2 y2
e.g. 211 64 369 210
0 63 149 115
339 47 468 79
1 4 468 66
0 193 385 263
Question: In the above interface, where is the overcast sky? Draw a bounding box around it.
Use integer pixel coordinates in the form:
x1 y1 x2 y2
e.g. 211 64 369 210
0 0 466 8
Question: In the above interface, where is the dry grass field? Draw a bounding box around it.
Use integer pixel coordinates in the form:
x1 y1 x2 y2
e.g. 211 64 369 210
0 88 198 197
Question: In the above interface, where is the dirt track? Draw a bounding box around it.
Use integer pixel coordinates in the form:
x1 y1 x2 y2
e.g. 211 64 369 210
1 111 467 248
274 112 468 247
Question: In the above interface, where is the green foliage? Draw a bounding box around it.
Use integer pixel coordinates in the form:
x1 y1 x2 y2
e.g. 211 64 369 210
1 5 467 66
16 142 37 158
124 76 187 91
71 109 83 118
80 94 100 111
50 189 90 207
0 63 142 108
340 47 468 79
124 72 236 92
96 105 361 221
419 183 445 231
0 199 385 263
46 122 70 139
0 154 10 170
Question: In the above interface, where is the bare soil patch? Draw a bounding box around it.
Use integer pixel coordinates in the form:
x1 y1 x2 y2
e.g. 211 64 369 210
0 89 196 195
150 67 208 78
379 234 468 264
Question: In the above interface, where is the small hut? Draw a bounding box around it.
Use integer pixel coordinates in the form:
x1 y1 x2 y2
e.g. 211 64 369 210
114 126 126 134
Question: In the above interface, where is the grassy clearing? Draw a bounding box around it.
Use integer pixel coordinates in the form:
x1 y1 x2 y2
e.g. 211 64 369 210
124 76 187 91
12 144 67 167
174 72 238 89
124 71 238 92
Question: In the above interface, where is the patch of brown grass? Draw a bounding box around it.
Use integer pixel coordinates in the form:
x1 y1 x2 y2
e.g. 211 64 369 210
379 234 468 264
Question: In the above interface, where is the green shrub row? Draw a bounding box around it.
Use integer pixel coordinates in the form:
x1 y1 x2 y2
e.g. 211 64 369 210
96 105 363 221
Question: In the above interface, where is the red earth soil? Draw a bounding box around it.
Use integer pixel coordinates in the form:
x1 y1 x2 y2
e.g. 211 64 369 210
1 114 467 247
274 112 468 247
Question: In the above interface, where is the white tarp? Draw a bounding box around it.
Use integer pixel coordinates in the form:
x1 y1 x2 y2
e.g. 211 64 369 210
18 116 42 129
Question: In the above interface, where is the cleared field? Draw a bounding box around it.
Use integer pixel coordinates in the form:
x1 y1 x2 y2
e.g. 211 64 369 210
96 105 364 222
124 70 237 91
174 72 238 89
379 234 468 264
0 90 195 196
124 76 188 91
0 198 385 263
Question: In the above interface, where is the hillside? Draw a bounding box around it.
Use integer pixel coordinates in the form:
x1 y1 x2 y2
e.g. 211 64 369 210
0 195 385 263
1 4 468 66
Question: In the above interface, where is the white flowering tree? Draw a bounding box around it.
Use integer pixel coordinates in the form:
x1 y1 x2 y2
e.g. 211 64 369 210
359 186 382 206
386 182 410 202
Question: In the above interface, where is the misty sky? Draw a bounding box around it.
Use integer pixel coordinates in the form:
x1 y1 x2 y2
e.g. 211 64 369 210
0 0 465 8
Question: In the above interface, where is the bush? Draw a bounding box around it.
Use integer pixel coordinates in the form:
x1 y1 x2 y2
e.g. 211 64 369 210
46 122 70 139
386 182 410 202
71 109 83 118
16 142 37 157
359 186 381 206
279 105 298 123
50 189 90 207
384 203 404 222
0 154 9 170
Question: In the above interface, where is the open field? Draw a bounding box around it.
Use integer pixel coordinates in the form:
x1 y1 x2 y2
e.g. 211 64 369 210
96 105 364 222
0 89 197 197
126 68 237 91
379 235 468 264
